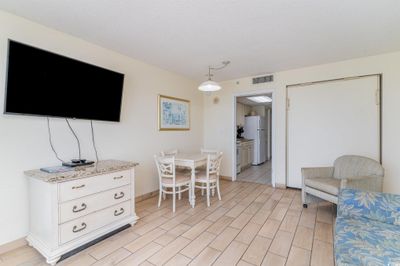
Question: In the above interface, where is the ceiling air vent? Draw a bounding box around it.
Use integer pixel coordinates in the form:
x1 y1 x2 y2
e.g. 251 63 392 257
252 75 273 84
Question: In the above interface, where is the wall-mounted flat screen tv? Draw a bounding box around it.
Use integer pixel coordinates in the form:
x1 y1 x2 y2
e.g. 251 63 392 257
4 40 124 122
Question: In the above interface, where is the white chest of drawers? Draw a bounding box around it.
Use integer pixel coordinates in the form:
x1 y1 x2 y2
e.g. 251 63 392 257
25 160 139 265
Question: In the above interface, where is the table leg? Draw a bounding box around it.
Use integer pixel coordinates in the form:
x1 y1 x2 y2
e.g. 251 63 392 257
191 165 196 208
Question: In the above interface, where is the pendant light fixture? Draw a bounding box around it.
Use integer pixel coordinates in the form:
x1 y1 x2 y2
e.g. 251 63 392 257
198 61 230 92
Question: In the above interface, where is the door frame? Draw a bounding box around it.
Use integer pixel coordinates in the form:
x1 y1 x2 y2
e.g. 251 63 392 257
232 88 276 187
285 74 382 187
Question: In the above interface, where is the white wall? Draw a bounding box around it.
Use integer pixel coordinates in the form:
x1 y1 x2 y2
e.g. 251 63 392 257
0 11 203 245
204 51 400 194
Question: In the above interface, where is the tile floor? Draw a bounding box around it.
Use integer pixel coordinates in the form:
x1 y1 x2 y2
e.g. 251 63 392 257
237 160 272 185
0 180 335 266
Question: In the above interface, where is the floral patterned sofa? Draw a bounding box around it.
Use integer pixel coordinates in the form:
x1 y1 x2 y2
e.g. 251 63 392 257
335 189 400 266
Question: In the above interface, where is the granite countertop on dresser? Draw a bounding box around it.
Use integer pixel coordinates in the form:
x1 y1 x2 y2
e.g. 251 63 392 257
24 160 139 183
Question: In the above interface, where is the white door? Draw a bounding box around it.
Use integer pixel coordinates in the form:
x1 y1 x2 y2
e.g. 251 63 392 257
287 75 380 188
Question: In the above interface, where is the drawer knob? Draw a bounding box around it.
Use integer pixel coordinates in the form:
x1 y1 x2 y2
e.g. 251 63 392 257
72 223 87 233
72 184 85 190
113 176 124 180
114 208 125 216
72 203 87 213
114 192 125 200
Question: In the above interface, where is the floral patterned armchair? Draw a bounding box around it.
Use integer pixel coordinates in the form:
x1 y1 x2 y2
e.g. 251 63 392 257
335 189 400 266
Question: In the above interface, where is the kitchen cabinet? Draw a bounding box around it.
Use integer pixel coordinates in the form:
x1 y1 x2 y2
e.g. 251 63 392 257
238 140 254 171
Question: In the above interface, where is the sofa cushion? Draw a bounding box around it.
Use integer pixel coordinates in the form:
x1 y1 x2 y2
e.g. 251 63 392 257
335 216 400 266
304 177 340 195
339 189 400 226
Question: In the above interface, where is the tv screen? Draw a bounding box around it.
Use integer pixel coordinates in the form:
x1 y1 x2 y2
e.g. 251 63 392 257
4 40 124 122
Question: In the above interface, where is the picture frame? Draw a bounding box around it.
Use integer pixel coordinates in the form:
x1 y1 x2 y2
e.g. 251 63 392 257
158 95 190 131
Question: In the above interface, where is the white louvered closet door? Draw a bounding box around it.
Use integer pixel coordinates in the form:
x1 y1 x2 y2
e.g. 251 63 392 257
287 75 380 188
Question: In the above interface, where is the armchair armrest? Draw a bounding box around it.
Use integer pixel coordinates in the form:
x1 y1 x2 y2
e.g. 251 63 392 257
301 167 334 180
340 175 383 192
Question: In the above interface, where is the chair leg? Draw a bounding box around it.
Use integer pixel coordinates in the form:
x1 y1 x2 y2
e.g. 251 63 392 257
301 187 307 208
206 182 210 207
216 179 221 201
163 191 166 200
173 187 176 213
158 187 162 208
211 187 215 197
201 188 204 196
178 186 182 200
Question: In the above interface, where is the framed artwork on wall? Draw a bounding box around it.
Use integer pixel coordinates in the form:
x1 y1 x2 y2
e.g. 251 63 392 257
158 95 190 131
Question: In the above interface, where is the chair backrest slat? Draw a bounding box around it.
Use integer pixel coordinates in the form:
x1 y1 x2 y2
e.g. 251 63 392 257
160 149 178 157
154 155 176 184
206 152 223 179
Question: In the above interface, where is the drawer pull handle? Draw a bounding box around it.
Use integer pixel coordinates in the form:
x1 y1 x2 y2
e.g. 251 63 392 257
114 208 125 216
72 203 87 213
72 223 87 233
114 192 125 200
113 176 124 180
72 184 85 190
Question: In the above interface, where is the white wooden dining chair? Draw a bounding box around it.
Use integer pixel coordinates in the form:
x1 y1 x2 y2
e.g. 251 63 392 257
200 148 219 155
160 149 178 156
154 155 191 212
195 152 223 207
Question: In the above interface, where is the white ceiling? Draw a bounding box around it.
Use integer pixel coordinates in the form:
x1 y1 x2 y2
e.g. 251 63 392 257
237 94 272 106
1 1 400 81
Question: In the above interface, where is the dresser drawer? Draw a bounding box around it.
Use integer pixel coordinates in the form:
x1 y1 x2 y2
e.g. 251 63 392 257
59 185 131 224
58 170 130 202
59 200 131 245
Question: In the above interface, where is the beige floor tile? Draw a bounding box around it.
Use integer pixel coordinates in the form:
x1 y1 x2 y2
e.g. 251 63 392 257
189 247 221 266
286 246 311 266
148 237 190 265
314 222 333 243
183 210 212 226
160 213 190 231
250 210 272 225
124 228 166 253
133 217 169 235
292 226 314 250
90 231 139 260
244 202 265 215
153 233 176 246
258 219 281 239
138 261 155 266
310 240 334 266
213 241 248 266
205 207 229 222
317 204 334 224
181 220 212 240
180 231 216 259
58 254 96 266
261 252 286 266
206 216 234 235
235 222 262 244
167 223 192 237
298 211 316 229
164 253 191 266
225 203 247 218
279 214 300 233
209 226 240 251
242 235 272 265
269 203 289 221
92 248 131 266
268 230 294 257
118 242 163 266
0 246 44 266
237 260 255 266
230 212 253 229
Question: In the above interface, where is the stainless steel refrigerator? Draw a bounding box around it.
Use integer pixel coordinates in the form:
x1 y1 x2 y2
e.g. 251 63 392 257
244 116 267 165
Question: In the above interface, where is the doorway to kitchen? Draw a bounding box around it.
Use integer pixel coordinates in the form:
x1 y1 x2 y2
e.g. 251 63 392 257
233 90 274 186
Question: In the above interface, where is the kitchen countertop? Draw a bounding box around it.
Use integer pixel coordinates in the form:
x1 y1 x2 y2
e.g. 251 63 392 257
24 159 138 183
236 138 254 144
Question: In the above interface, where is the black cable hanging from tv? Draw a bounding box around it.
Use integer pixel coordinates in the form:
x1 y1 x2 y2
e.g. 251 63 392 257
65 118 81 160
47 117 65 163
90 120 99 165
